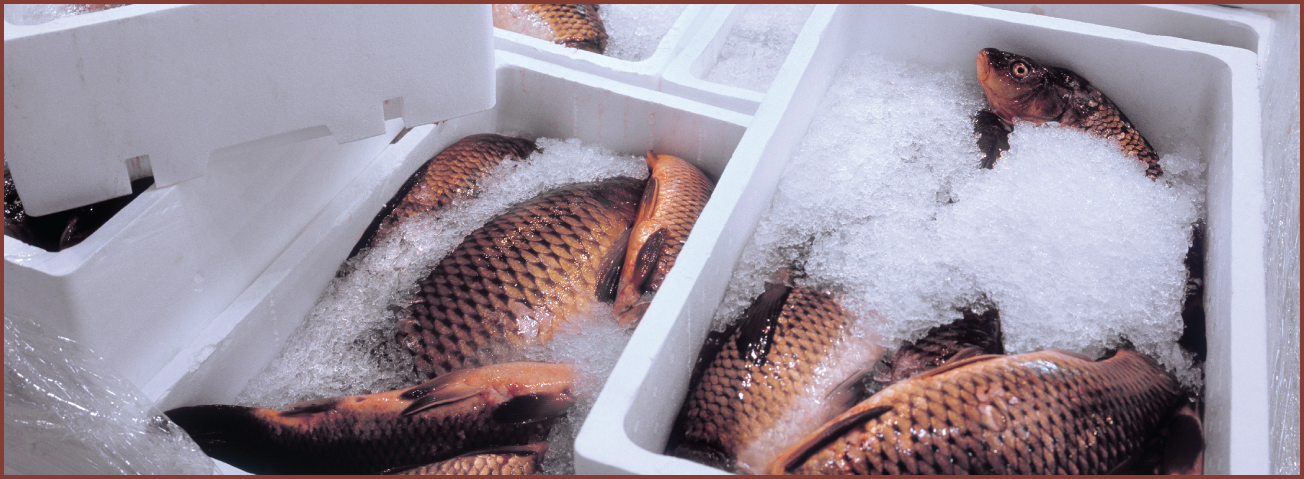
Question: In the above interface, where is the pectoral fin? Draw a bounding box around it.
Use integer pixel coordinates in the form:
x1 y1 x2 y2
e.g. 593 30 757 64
492 393 575 424
735 283 791 369
769 405 895 474
975 109 1012 169
632 228 668 293
400 375 483 417
595 227 632 303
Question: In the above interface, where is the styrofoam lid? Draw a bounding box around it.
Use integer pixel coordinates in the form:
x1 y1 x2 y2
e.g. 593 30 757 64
4 4 495 216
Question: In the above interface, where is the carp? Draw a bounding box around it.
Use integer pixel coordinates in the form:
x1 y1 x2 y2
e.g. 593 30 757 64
366 134 538 250
388 442 548 475
613 152 714 328
492 4 608 54
668 279 871 473
975 48 1163 178
166 362 574 475
396 176 642 378
772 349 1185 474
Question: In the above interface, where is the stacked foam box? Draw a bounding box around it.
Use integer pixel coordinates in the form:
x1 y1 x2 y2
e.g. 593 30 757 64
4 4 1281 475
573 4 1270 475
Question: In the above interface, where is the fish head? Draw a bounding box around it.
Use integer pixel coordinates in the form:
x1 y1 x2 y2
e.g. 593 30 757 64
977 48 1067 125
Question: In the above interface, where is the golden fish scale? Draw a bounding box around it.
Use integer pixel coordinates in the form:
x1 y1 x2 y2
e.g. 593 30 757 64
499 4 608 54
784 350 1183 475
397 177 641 378
373 134 537 246
395 448 543 475
677 287 852 466
640 157 713 293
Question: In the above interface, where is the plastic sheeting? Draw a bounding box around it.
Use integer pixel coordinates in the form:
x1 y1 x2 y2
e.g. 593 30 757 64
4 314 218 475
1258 4 1302 475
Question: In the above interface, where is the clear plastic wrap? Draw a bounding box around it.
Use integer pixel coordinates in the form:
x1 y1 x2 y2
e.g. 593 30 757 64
4 314 219 475
1260 4 1301 475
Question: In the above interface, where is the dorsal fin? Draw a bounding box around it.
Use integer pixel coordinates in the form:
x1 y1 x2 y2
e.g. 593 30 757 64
735 282 791 368
769 404 894 474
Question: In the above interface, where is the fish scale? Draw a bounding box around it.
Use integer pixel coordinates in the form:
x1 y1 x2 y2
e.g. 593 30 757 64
775 349 1184 475
492 4 608 54
670 283 857 473
393 443 547 475
397 176 641 378
370 134 538 247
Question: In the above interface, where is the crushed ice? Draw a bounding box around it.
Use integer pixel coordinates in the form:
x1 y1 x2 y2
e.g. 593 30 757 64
600 4 686 62
714 52 1206 393
704 4 815 92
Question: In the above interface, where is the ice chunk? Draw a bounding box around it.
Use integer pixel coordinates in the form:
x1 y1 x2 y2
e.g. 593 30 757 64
4 315 218 475
237 137 647 474
714 51 1206 396
600 4 686 61
3 4 126 25
704 4 815 92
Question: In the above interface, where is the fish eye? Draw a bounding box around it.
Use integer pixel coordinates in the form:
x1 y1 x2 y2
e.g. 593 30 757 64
1012 63 1030 77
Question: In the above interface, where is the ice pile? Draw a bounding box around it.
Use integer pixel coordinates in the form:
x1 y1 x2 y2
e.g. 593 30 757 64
237 137 648 474
704 4 815 92
600 4 686 62
714 52 1206 391
4 314 218 475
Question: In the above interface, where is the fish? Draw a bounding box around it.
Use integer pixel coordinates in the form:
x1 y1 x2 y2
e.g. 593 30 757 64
871 307 1004 388
668 280 867 473
165 362 574 475
366 134 538 250
975 48 1163 179
771 349 1185 475
395 176 642 378
492 4 609 54
388 442 548 475
4 161 153 252
613 152 714 328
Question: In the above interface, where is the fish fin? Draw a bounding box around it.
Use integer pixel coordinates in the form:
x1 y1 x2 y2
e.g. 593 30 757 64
825 360 882 412
1160 401 1204 475
911 353 1006 380
632 228 668 293
400 375 482 417
974 109 1011 169
945 345 986 364
637 174 660 224
280 397 341 417
770 405 895 474
735 282 792 368
165 405 287 474
492 392 575 424
595 227 632 303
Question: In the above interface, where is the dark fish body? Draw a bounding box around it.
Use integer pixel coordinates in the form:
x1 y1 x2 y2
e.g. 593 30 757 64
976 48 1163 178
368 134 538 248
614 152 714 328
493 4 608 54
4 162 152 252
166 362 574 475
390 442 548 475
872 307 1003 388
670 282 859 473
396 176 642 378
773 349 1184 475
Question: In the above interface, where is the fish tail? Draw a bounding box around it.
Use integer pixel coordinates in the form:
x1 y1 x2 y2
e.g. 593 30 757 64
165 405 287 474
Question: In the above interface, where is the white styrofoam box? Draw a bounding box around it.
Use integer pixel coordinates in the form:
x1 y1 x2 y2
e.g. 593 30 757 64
575 4 1267 475
142 50 750 421
493 5 714 94
4 119 404 390
4 4 494 216
660 5 766 116
981 4 1273 57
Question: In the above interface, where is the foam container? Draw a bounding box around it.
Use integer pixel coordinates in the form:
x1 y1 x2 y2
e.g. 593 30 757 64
4 4 494 215
142 51 750 419
660 5 768 116
574 4 1267 475
982 4 1273 57
493 5 714 95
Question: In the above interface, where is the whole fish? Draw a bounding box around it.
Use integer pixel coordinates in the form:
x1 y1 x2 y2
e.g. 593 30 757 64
492 4 608 54
366 134 538 249
614 152 714 328
771 349 1184 475
396 176 641 378
166 362 574 475
389 442 548 475
975 48 1163 178
668 281 865 473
